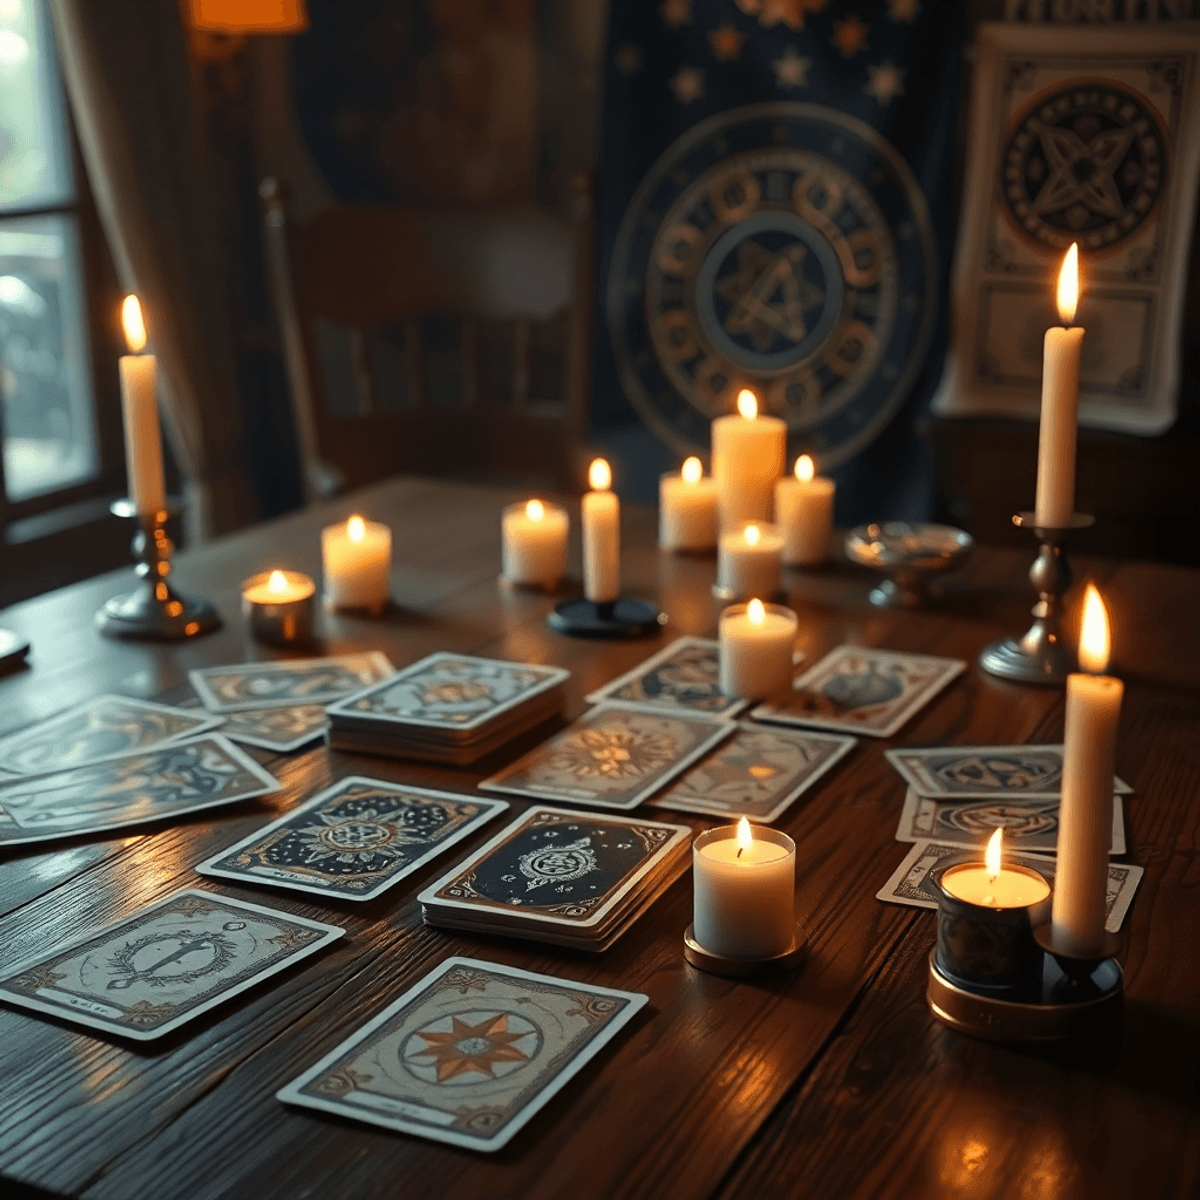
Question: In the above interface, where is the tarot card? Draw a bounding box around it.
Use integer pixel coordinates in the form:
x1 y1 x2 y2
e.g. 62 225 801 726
895 788 1126 856
0 890 343 1040
479 704 734 810
752 646 966 738
876 839 1144 934
419 807 689 929
0 734 280 846
189 652 395 712
217 705 329 753
585 637 749 719
325 653 569 732
885 744 1132 800
277 956 646 1151
197 779 508 901
0 695 223 776
648 723 856 823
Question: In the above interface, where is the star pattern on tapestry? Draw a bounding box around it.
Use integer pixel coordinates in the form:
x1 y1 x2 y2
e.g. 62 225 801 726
708 23 746 62
886 0 921 21
831 14 870 57
614 43 644 75
660 0 694 30
865 59 906 106
772 45 812 89
736 0 829 31
671 65 706 104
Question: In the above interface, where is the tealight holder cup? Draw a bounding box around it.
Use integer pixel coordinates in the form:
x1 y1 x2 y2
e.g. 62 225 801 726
241 570 316 646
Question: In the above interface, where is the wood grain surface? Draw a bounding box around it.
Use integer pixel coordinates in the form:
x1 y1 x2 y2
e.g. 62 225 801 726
0 477 1195 1200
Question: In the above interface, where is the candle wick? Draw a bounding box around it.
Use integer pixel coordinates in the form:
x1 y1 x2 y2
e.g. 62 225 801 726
737 846 744 859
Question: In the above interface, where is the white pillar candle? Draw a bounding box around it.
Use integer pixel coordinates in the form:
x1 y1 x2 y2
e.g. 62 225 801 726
118 295 166 516
502 499 568 588
322 514 392 613
693 820 796 959
659 456 718 551
719 600 798 699
712 389 786 533
1053 584 1123 957
582 458 620 603
1035 244 1084 529
775 454 835 566
717 521 783 601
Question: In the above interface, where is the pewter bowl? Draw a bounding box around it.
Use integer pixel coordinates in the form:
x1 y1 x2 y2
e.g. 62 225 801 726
844 522 974 608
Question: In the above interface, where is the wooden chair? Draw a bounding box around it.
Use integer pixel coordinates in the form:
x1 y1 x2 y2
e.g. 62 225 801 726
259 176 594 501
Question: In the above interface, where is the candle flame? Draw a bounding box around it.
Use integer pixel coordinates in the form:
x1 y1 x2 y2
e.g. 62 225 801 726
985 827 1003 879
348 514 365 543
747 597 765 626
1057 243 1079 325
1078 582 1111 674
121 294 147 353
525 499 545 521
681 456 703 485
736 389 758 420
267 570 289 595
736 816 753 855
588 458 612 491
795 454 814 483
743 524 761 547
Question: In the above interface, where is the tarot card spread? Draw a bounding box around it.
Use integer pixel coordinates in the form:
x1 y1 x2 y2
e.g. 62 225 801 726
277 957 646 1151
189 652 395 712
217 705 330 753
0 890 343 1040
648 723 856 823
197 778 508 901
752 647 966 738
0 695 223 776
478 705 734 810
0 734 280 846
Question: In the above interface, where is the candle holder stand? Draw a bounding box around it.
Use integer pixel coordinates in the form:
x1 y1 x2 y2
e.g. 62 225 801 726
547 597 664 639
978 512 1094 685
96 500 221 640
683 923 806 979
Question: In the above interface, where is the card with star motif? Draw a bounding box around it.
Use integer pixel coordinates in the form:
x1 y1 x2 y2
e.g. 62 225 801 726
277 956 646 1150
189 652 395 712
196 778 508 901
478 704 734 810
647 722 856 823
0 889 343 1041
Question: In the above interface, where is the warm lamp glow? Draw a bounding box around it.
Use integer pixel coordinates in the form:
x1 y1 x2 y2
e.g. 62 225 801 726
267 570 288 595
795 454 814 483
589 458 612 491
348 515 365 543
744 524 761 547
1078 583 1111 674
747 598 766 626
121 295 147 353
985 827 1003 879
682 456 703 485
1057 243 1080 326
189 0 309 34
525 499 545 522
736 817 753 855
736 389 758 420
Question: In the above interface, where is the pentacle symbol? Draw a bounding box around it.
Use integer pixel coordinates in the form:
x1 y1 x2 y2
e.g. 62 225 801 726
1001 82 1167 251
946 805 1059 840
106 928 237 990
935 754 1060 793
518 836 598 892
402 1010 541 1085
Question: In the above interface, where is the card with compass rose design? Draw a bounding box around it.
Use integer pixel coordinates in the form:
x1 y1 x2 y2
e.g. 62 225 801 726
196 778 508 901
0 889 343 1041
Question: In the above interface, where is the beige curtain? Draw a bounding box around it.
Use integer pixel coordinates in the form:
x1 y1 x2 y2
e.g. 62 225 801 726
49 0 258 541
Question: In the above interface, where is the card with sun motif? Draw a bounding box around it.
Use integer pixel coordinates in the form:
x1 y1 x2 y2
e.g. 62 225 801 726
196 778 508 901
478 704 734 810
276 956 646 1151
189 652 395 712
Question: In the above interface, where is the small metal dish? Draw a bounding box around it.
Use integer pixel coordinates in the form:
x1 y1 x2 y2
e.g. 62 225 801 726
844 522 974 608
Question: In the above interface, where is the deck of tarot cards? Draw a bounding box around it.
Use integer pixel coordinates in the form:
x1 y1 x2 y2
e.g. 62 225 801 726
325 652 569 765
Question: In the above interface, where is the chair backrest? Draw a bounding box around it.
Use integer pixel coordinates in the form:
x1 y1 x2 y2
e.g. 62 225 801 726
260 176 594 500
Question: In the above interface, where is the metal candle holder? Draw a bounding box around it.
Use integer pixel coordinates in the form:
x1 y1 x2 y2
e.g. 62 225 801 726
95 500 221 640
978 511 1094 685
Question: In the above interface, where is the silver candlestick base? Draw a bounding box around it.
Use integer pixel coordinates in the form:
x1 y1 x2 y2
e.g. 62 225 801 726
978 511 1093 685
96 499 221 640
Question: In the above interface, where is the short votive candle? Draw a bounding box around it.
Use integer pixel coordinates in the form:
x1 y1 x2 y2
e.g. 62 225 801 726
659 457 717 552
502 499 568 588
717 520 783 600
241 569 315 645
719 600 797 699
322 515 391 613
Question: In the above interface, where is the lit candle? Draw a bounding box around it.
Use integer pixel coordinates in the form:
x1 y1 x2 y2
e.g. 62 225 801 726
241 568 316 645
719 598 797 699
941 828 1052 909
321 514 392 613
693 818 796 959
582 458 620 604
502 499 569 588
774 454 836 566
118 295 166 516
659 456 718 551
1035 244 1084 529
711 389 786 533
1053 584 1123 957
717 520 783 601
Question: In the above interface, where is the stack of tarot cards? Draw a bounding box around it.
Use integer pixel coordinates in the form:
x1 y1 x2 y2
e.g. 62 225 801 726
325 653 569 765
419 805 691 951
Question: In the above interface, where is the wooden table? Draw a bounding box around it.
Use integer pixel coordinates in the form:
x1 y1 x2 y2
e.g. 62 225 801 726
1 477 1197 1200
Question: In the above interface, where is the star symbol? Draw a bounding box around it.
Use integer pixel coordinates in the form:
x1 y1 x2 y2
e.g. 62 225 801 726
614 43 643 75
886 0 920 20
865 60 906 106
1030 121 1135 221
670 65 705 104
772 46 811 88
715 240 825 352
409 1012 533 1082
708 23 746 63
831 14 870 57
660 0 693 30
741 0 828 30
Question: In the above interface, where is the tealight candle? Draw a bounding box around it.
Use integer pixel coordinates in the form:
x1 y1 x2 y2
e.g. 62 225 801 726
118 295 166 516
775 454 835 566
693 820 796 959
502 499 569 588
582 458 620 604
659 456 717 551
241 569 315 645
322 514 392 613
719 599 797 699
711 389 786 533
717 520 783 601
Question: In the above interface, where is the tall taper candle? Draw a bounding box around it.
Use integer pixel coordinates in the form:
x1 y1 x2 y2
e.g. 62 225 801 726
583 458 620 603
118 295 166 516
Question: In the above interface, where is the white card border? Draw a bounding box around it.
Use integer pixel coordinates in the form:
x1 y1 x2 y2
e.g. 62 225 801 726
190 652 396 713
